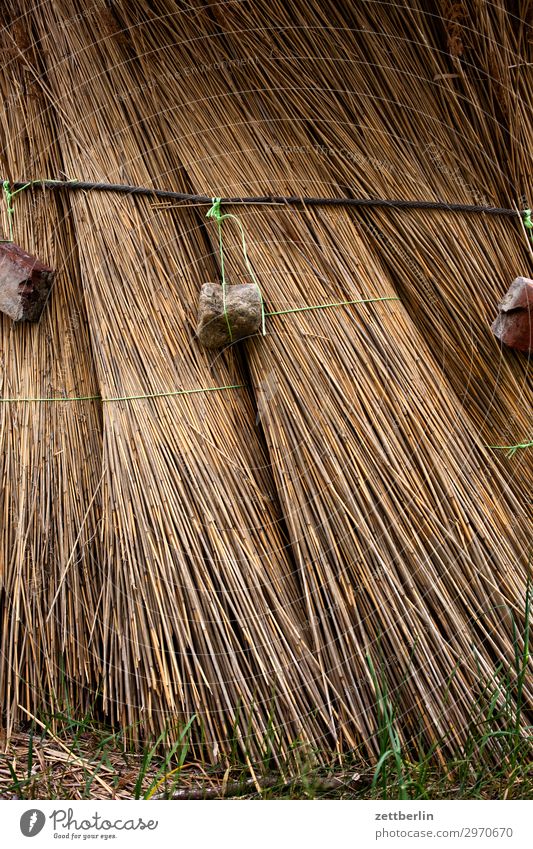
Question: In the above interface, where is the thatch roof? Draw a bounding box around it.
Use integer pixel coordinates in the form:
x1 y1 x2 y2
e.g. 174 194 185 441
0 0 531 764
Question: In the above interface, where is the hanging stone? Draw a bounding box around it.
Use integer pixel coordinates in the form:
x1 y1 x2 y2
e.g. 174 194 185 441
196 283 262 349
491 276 533 353
0 243 55 322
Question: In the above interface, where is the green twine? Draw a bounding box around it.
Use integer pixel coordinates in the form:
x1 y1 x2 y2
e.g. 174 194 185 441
0 383 245 404
0 183 400 402
1 179 77 243
1 180 32 243
489 439 533 458
523 209 533 234
1 181 14 242
0 296 399 403
206 198 266 341
266 296 399 317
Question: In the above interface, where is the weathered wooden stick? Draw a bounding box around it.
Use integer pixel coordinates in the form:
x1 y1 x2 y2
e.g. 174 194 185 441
0 243 55 322
152 772 362 800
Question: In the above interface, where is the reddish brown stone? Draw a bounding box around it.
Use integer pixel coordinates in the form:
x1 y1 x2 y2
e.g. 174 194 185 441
0 243 55 322
491 277 533 353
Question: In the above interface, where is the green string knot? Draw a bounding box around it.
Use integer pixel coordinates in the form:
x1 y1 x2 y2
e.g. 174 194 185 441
1 179 34 243
2 180 15 243
206 197 266 342
206 197 223 222
488 438 533 457
523 209 533 234
3 180 14 214
504 440 533 458
1 178 72 243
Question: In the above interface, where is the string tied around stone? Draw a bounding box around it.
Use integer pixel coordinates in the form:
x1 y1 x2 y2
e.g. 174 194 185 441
206 197 266 341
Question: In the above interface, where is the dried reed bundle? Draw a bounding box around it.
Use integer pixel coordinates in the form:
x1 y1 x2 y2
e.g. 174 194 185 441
111 0 531 754
19 0 344 759
427 0 532 196
1 0 530 763
199 0 532 483
0 11 103 735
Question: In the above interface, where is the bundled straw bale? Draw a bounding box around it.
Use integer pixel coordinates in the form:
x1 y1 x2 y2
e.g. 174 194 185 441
24 0 343 758
0 0 530 762
197 0 532 504
112 0 532 754
0 11 103 736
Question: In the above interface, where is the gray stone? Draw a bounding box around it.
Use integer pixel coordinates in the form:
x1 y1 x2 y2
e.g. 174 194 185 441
0 242 55 322
196 283 262 349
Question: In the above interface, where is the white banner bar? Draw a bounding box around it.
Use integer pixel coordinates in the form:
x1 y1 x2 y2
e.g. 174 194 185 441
2 800 532 849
